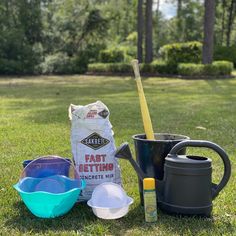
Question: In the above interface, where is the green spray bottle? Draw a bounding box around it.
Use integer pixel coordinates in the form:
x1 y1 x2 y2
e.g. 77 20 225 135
143 178 157 222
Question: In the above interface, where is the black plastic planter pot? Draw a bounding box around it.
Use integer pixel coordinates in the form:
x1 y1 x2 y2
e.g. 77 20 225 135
133 133 190 205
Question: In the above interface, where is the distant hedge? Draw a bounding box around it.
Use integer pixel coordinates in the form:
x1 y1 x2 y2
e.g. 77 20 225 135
178 61 233 76
99 49 124 63
214 46 236 67
88 60 233 77
141 60 177 74
88 63 132 73
160 41 202 65
88 61 176 74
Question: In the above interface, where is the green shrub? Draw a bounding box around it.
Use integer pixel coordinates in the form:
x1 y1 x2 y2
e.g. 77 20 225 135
0 30 43 74
151 60 178 74
40 53 69 74
140 61 177 74
214 46 236 67
178 61 233 76
0 59 22 74
88 61 176 74
88 63 132 73
88 63 107 72
203 61 233 76
109 63 131 73
89 60 233 76
139 61 177 74
212 61 234 75
40 52 88 74
0 47 42 75
126 32 137 45
99 48 124 63
178 63 204 76
83 43 106 64
140 63 153 73
121 46 136 62
160 41 202 65
69 51 88 74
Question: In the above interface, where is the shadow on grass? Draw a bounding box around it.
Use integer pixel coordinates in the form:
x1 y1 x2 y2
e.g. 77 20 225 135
110 205 234 235
5 201 98 233
5 201 235 235
204 79 236 99
2 76 235 127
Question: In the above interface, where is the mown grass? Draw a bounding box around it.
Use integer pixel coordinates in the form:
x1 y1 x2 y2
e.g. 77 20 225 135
0 75 235 236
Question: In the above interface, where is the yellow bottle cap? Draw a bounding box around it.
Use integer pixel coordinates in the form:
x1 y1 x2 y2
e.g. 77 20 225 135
143 178 155 190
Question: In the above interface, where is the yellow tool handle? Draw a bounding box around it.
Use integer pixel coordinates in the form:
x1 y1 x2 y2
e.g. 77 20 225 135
131 60 155 140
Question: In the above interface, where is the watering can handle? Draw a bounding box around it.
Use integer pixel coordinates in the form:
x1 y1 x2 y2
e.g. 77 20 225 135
169 140 231 199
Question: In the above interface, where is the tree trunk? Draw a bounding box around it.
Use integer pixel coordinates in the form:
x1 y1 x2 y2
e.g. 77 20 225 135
221 0 226 45
177 0 183 41
202 0 216 64
137 0 143 62
155 0 160 48
156 0 160 18
145 0 153 63
177 0 182 18
226 0 236 47
124 0 130 37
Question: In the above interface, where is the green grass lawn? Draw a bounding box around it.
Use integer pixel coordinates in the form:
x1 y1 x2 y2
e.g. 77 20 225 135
0 75 235 236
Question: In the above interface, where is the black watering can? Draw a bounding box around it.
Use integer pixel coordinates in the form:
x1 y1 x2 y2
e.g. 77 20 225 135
115 140 231 216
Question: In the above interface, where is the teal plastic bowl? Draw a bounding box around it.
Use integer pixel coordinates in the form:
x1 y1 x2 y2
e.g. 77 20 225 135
13 175 86 218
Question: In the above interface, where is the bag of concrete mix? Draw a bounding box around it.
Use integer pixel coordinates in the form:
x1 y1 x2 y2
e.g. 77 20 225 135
69 101 122 201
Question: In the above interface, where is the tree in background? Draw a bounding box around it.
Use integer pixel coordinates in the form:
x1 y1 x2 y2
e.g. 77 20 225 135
221 0 227 45
18 0 42 45
145 0 153 63
0 0 236 74
99 0 137 43
137 0 143 62
182 1 203 41
157 0 203 47
215 0 236 47
177 0 183 41
226 0 236 46
40 0 109 73
0 0 43 74
202 0 216 64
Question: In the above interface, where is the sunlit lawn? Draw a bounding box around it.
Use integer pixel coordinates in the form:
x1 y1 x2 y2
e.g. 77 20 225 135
0 75 235 235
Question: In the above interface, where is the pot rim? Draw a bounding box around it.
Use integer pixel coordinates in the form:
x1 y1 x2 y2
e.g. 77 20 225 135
132 133 190 142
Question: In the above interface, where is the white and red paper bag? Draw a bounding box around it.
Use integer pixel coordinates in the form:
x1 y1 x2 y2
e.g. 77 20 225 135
69 101 121 201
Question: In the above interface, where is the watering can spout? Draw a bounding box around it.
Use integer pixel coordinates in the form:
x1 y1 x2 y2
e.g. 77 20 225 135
115 142 133 160
115 142 146 181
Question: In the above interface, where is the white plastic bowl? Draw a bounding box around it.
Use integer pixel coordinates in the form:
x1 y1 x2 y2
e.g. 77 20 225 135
88 196 133 219
91 182 128 207
87 182 134 219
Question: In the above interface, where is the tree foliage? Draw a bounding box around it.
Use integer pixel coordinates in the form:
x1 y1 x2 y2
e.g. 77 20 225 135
0 0 235 74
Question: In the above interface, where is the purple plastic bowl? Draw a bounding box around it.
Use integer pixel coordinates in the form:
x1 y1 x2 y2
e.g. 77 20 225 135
22 156 72 178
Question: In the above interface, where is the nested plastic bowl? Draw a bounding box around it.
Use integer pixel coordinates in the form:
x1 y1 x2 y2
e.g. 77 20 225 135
87 182 133 219
21 156 72 178
14 156 85 218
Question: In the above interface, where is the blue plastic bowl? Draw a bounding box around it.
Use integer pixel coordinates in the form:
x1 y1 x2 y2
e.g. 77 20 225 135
22 157 72 178
13 175 86 218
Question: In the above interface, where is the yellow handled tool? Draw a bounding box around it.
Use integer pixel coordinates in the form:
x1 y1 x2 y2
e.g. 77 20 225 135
131 59 155 140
